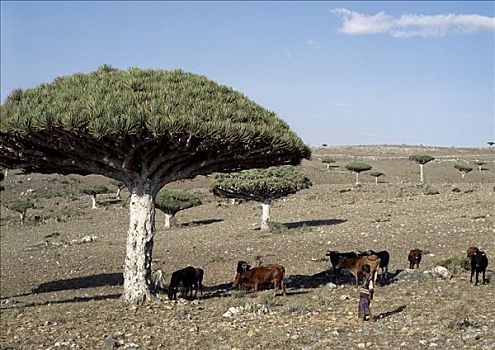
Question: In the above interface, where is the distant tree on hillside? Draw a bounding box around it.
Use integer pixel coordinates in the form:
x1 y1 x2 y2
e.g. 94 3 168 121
345 161 372 185
474 161 487 172
487 141 494 147
7 198 34 224
155 189 202 229
409 154 435 184
454 162 473 180
370 171 385 184
80 184 108 209
319 156 336 170
111 180 125 200
212 166 312 231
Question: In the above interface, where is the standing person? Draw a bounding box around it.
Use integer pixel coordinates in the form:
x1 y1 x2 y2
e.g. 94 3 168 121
357 264 375 322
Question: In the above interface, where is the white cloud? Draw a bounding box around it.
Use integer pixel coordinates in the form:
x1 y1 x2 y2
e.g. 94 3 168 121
332 8 495 37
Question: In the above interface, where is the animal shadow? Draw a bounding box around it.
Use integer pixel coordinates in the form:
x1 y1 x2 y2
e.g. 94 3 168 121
287 270 333 289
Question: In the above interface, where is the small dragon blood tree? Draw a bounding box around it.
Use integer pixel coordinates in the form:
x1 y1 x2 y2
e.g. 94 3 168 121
212 166 312 231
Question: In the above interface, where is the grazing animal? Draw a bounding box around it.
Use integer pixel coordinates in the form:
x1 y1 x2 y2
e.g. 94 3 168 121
168 266 204 300
194 267 204 296
233 264 286 297
467 246 480 258
361 250 390 283
326 251 360 281
468 249 488 285
408 249 422 269
335 255 381 287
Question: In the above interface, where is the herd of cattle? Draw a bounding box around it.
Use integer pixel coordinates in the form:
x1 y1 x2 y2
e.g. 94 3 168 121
162 246 489 300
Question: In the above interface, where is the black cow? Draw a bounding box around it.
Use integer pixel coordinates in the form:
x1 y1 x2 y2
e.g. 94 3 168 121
470 250 488 286
168 266 204 300
236 261 251 273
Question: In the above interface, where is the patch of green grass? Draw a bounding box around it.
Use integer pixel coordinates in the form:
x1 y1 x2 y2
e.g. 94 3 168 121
423 185 440 195
438 257 470 271
268 220 288 234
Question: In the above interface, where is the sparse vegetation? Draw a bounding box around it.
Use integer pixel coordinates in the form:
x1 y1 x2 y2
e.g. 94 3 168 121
423 185 440 195
267 220 288 234
438 257 470 272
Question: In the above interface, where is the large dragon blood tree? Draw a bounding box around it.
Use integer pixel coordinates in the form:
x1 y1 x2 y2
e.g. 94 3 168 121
0 66 311 305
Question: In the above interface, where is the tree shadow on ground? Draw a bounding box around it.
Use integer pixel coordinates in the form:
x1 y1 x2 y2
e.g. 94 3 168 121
181 219 224 227
284 219 347 229
1 293 121 310
32 273 123 294
99 198 123 207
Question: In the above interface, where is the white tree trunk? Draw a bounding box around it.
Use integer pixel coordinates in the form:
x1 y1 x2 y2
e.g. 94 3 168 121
116 187 122 200
20 211 25 225
375 177 378 185
122 181 156 305
91 195 97 209
355 172 360 185
419 164 424 184
478 166 482 172
164 213 177 229
260 199 271 231
461 172 466 180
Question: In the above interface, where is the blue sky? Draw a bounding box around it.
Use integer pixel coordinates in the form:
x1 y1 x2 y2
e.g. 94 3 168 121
1 1 494 147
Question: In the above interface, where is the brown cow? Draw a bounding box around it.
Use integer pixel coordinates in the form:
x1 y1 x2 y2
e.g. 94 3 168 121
336 255 381 287
233 265 286 297
408 249 423 269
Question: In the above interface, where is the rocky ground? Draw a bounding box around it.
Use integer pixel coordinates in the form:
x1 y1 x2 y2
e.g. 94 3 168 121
1 145 494 350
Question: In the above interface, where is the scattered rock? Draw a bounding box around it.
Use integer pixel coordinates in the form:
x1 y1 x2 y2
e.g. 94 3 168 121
326 282 337 289
104 335 116 349
426 266 453 279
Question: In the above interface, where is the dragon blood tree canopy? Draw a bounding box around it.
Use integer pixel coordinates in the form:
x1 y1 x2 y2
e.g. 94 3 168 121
0 66 311 188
